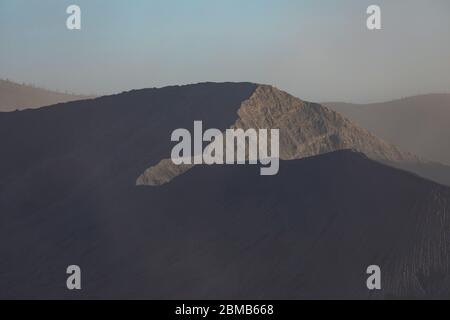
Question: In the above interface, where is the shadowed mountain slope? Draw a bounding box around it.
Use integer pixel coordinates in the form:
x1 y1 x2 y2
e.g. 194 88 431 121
1 150 449 299
0 79 93 112
0 83 449 299
0 82 258 206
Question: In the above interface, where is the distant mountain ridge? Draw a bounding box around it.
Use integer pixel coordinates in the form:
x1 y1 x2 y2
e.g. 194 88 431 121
324 94 450 165
0 79 93 111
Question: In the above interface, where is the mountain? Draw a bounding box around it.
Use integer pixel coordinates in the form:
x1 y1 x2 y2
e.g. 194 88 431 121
138 85 418 186
1 149 449 299
324 94 450 165
380 160 450 187
0 79 93 112
0 82 449 299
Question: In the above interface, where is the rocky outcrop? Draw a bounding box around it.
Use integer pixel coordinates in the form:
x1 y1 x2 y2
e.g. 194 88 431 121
137 85 418 186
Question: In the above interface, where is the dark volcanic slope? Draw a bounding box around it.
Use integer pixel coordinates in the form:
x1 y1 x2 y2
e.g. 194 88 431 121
0 79 92 112
1 150 449 299
0 82 258 211
0 83 449 299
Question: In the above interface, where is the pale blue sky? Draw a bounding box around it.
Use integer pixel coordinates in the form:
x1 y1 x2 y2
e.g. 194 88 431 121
1 0 449 102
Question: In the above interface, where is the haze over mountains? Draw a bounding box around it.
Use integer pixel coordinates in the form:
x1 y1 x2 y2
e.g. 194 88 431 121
325 94 450 165
0 79 92 112
0 82 449 299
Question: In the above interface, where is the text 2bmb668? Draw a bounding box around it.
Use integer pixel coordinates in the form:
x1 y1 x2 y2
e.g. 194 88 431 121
219 305 274 316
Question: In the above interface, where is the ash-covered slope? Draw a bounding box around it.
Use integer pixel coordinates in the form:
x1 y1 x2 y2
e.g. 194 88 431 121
0 79 93 112
0 83 449 299
0 82 258 211
1 150 449 299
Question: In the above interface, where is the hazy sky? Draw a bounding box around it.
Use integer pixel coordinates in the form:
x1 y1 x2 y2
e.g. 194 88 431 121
1 0 449 102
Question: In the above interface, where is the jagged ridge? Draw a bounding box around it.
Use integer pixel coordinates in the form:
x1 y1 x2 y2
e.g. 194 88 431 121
137 85 417 186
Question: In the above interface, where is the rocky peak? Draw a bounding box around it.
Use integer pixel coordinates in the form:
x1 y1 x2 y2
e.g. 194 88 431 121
137 84 418 186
